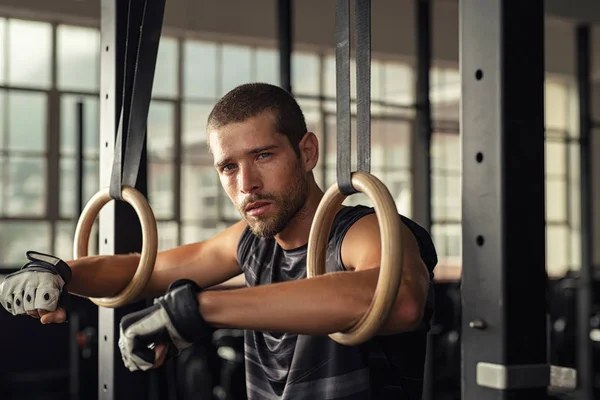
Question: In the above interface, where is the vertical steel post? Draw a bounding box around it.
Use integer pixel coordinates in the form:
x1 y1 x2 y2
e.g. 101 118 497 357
98 1 150 399
460 1 547 399
576 23 594 400
277 0 293 94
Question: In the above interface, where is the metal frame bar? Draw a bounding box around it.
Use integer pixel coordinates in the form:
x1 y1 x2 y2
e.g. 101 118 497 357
460 0 548 399
575 23 594 400
277 0 292 94
98 1 152 399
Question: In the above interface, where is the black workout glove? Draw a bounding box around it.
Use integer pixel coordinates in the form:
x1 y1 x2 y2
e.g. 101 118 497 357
0 251 72 316
118 279 213 372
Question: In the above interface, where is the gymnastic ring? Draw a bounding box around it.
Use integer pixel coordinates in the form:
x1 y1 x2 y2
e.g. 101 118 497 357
73 185 158 308
306 171 403 346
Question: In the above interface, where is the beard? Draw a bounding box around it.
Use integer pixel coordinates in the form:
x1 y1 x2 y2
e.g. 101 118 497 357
238 167 308 239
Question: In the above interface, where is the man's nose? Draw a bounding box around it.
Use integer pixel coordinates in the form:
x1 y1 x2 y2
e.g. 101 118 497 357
239 166 262 194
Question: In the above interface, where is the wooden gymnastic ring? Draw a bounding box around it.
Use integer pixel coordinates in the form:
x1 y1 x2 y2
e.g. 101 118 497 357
306 171 403 346
73 185 158 308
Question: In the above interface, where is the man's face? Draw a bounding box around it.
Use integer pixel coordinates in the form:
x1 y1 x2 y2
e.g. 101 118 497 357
209 113 308 238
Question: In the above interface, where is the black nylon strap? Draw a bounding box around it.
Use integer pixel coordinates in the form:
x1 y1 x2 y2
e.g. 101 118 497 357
109 0 165 201
336 0 353 195
336 0 371 196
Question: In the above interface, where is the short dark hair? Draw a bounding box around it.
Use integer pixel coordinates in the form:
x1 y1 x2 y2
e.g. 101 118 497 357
207 83 307 156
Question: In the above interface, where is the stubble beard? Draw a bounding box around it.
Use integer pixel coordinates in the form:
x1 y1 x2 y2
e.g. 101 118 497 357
240 168 309 239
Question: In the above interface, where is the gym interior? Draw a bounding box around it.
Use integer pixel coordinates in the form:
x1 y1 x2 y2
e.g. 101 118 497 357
0 0 599 399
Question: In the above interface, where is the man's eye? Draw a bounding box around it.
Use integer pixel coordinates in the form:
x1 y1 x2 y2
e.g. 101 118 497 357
257 153 271 160
223 164 236 172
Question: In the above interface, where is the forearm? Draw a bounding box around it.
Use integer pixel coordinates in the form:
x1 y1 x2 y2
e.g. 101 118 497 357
67 254 140 298
198 268 421 336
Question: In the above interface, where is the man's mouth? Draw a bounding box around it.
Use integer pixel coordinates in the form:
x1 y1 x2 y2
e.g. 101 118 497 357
245 201 272 216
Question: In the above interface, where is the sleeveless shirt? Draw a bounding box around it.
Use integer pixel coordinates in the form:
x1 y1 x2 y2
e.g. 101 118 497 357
237 205 438 400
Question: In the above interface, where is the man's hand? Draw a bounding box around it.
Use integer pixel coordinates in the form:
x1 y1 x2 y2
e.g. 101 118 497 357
118 279 213 372
0 251 71 323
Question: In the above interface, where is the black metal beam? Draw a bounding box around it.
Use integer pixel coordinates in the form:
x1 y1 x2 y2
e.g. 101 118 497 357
460 0 548 399
412 0 432 232
575 23 593 400
277 0 292 94
98 1 151 399
414 1 434 399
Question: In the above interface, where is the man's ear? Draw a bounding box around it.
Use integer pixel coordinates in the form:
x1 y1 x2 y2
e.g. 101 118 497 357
299 132 319 171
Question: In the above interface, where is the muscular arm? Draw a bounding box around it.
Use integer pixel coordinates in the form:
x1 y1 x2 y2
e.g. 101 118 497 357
67 221 247 300
197 214 431 335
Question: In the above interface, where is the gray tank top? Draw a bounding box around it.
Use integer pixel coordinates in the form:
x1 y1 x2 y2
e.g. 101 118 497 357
237 205 438 399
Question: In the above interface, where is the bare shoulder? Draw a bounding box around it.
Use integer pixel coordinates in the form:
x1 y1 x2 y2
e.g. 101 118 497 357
340 213 423 272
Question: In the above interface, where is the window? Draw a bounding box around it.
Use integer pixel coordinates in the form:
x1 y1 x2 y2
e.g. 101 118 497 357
153 36 179 99
221 44 252 96
8 19 52 89
183 40 218 100
57 25 100 92
255 48 279 85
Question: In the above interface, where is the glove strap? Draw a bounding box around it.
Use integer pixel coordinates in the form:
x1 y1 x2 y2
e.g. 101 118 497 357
25 251 72 284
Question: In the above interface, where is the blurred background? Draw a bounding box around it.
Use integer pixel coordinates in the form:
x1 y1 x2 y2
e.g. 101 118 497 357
0 0 598 399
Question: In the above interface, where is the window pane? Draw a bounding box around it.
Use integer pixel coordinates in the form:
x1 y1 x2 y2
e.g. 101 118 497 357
157 221 179 251
6 156 46 216
8 20 52 88
148 101 174 161
546 225 569 277
181 164 218 221
55 221 99 261
383 169 412 217
153 36 178 98
183 40 218 99
182 103 213 161
255 48 279 85
431 174 446 221
221 44 252 96
60 95 99 157
383 62 413 105
432 132 460 172
149 161 174 219
0 18 5 84
546 178 566 222
57 25 100 91
0 157 3 214
432 223 462 263
323 55 336 98
59 158 99 219
8 91 47 152
182 223 221 244
0 90 4 150
382 120 411 169
0 221 51 267
292 52 320 96
545 141 566 176
545 79 568 131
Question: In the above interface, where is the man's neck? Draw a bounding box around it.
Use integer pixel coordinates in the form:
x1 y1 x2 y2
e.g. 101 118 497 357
274 182 341 251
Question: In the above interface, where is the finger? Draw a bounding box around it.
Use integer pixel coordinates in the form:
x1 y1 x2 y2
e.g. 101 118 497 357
40 308 67 324
12 291 25 315
34 284 60 312
23 286 37 312
154 344 168 368
26 310 41 319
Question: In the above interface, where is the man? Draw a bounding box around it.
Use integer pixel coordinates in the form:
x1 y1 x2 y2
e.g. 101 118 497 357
0 83 437 399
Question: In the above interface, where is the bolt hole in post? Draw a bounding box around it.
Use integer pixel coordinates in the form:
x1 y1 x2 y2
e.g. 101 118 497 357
476 235 485 246
476 152 484 163
475 69 484 80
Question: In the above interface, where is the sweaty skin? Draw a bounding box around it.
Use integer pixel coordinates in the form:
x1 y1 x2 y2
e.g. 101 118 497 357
36 111 431 370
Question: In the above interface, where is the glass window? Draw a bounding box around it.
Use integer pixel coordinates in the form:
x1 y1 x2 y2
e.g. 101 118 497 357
545 78 569 131
183 40 218 100
6 156 46 216
292 52 320 96
0 90 4 149
383 61 413 105
0 221 51 267
182 103 213 160
147 101 175 161
255 48 279 85
60 95 99 157
221 44 252 96
8 91 47 152
59 158 98 219
181 164 219 221
0 18 5 84
157 221 179 251
54 220 99 261
57 25 100 92
546 225 569 277
149 162 174 219
545 141 566 177
8 19 52 89
153 36 178 98
546 179 566 222
323 55 336 98
182 223 220 244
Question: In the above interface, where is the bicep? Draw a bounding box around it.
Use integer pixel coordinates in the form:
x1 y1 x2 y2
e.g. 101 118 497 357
145 221 246 297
